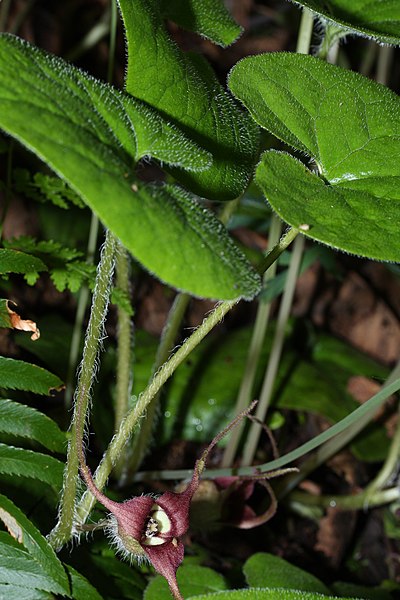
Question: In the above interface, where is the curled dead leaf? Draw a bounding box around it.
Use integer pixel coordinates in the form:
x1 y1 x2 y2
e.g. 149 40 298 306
6 300 40 340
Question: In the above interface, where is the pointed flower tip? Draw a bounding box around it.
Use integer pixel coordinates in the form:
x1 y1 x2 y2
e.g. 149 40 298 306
81 403 256 598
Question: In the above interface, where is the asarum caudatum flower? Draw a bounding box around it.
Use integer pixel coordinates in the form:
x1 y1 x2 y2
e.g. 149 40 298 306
79 402 257 600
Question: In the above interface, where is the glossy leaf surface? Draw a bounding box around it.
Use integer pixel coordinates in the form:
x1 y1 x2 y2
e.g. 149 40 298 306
0 34 260 299
118 0 259 200
229 53 400 261
292 0 400 44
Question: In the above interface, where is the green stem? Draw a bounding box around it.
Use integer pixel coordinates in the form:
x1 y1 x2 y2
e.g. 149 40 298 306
75 227 299 525
288 486 400 511
242 234 305 465
65 215 100 407
124 292 190 480
276 359 400 498
114 243 132 434
221 215 282 467
296 8 314 54
48 231 116 549
364 360 400 501
123 197 240 479
132 377 400 483
65 1 116 408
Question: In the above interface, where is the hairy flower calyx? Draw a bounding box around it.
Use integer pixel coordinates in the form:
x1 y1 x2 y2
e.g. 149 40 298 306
78 401 258 600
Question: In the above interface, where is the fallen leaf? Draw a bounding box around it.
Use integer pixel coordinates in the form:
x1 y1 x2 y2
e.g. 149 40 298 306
4 300 40 340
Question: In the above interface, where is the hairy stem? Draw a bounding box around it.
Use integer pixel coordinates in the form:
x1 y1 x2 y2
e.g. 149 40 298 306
113 242 133 479
75 227 299 525
48 230 116 549
114 243 132 433
65 214 100 407
124 292 190 480
124 196 240 479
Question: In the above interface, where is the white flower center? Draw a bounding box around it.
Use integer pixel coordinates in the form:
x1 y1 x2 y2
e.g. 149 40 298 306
142 504 171 546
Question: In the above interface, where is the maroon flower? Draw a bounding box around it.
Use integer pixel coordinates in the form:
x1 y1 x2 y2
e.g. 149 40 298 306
214 475 277 529
79 403 257 599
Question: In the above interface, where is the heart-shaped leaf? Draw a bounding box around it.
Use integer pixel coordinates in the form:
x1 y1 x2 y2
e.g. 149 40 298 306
118 0 259 200
0 34 260 299
229 53 400 262
292 0 400 45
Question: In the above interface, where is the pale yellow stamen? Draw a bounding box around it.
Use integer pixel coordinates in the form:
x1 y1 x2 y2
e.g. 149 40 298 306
142 504 172 546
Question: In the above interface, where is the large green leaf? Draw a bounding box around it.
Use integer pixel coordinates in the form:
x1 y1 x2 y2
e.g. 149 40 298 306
292 0 400 45
0 357 63 394
145 565 227 600
188 590 355 599
159 0 242 46
0 496 70 596
118 0 259 200
243 554 330 595
229 53 400 262
0 444 64 488
0 34 260 299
